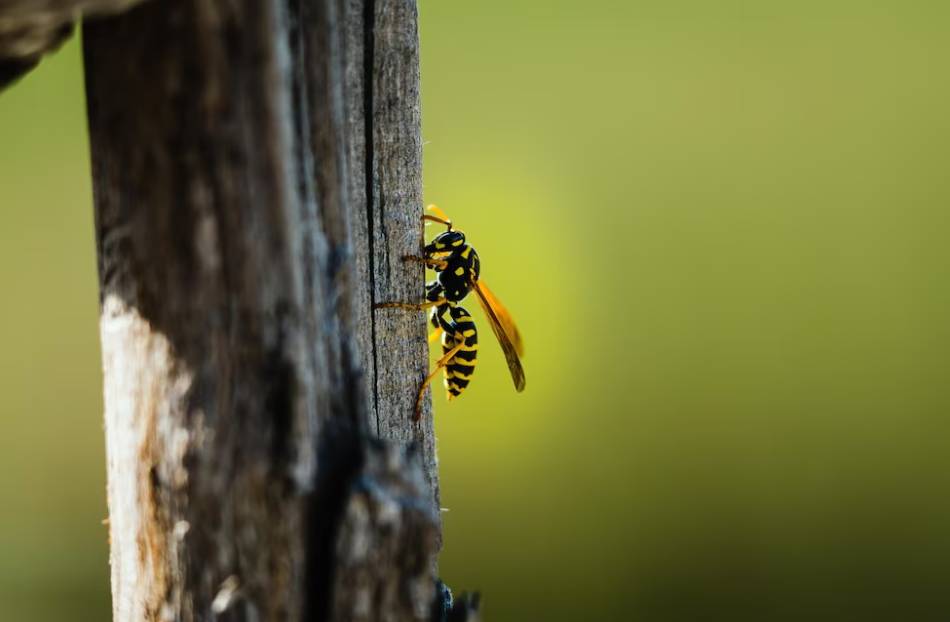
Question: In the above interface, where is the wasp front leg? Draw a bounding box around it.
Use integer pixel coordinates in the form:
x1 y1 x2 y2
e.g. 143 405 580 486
402 255 448 271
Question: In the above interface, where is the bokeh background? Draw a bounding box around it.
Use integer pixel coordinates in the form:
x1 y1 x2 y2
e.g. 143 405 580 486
2 1 950 620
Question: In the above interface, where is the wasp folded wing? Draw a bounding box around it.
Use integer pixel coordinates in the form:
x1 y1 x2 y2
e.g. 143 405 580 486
475 279 524 357
472 279 526 392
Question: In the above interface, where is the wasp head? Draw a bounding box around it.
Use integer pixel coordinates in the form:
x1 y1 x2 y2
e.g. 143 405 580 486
425 230 466 255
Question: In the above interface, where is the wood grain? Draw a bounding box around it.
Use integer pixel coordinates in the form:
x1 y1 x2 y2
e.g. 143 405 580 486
358 0 440 511
83 0 439 619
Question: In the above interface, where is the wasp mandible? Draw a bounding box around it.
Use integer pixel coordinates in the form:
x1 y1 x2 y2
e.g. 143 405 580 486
374 205 526 421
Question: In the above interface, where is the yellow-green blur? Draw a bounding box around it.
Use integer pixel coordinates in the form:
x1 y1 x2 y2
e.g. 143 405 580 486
2 2 950 620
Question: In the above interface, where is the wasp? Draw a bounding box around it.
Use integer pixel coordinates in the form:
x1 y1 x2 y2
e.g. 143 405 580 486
374 205 526 421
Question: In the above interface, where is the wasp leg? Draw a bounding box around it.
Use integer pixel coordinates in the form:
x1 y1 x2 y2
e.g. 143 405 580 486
403 255 448 270
373 298 448 311
413 341 465 421
428 300 452 343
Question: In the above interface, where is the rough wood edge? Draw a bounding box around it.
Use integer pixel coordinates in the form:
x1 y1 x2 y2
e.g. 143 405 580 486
345 0 440 514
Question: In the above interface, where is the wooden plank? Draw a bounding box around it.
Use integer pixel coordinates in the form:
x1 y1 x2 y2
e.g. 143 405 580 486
347 0 440 509
83 0 440 619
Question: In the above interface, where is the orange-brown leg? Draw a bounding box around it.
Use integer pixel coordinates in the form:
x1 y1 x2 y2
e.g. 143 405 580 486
373 298 447 311
413 341 465 421
402 255 448 270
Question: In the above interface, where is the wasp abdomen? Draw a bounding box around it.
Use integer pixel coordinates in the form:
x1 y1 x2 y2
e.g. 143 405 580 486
443 306 478 399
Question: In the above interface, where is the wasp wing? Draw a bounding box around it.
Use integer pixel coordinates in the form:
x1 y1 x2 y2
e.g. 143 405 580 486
471 278 526 392
475 279 525 357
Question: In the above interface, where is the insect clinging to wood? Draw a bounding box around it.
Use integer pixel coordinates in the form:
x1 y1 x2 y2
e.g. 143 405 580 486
374 205 526 421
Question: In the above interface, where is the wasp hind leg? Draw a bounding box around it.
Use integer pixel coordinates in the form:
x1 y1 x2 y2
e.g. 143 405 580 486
413 341 466 421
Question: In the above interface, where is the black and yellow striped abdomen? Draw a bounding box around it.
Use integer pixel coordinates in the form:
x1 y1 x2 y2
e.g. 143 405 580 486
442 305 478 399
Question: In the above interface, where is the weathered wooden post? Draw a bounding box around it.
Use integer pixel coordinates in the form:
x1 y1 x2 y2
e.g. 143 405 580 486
1 0 478 620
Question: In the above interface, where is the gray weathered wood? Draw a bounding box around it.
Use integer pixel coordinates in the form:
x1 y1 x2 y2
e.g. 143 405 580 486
329 442 439 622
344 0 440 510
82 0 442 619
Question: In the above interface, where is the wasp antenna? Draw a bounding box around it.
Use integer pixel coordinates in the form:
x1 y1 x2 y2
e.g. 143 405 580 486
426 204 453 230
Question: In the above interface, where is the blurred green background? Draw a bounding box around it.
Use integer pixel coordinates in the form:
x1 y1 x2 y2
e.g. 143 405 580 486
2 1 950 620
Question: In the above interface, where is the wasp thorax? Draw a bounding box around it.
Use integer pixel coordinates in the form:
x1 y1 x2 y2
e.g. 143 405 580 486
437 244 479 302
